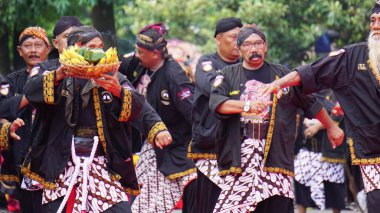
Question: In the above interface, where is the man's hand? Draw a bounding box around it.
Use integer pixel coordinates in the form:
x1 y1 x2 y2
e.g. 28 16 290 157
94 69 122 98
326 125 344 149
154 130 172 150
54 65 69 83
304 124 322 138
9 118 25 141
260 82 283 99
248 101 273 114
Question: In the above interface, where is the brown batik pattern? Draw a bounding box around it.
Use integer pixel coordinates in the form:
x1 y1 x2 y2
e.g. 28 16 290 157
214 138 293 213
360 164 380 193
132 142 196 213
43 156 128 213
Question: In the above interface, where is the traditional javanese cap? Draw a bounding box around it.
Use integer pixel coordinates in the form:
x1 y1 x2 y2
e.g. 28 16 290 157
237 24 266 47
19 26 50 46
67 26 102 46
53 16 83 38
136 22 168 51
214 17 243 37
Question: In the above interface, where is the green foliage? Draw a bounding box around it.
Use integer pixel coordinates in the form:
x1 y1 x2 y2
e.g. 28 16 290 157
0 0 377 71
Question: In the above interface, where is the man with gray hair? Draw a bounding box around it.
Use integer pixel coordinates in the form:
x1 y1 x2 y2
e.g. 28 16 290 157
261 2 380 213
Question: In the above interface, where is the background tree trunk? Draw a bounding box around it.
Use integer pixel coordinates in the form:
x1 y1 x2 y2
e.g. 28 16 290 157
91 0 117 48
0 24 10 75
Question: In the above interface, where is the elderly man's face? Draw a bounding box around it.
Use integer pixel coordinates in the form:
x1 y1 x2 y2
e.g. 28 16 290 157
135 45 159 69
17 37 50 70
215 27 240 60
53 27 74 54
370 13 380 40
239 33 267 68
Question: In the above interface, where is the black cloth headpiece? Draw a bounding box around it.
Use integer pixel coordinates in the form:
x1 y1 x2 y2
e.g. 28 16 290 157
67 26 102 46
214 17 243 37
237 26 266 47
53 16 83 38
136 22 168 51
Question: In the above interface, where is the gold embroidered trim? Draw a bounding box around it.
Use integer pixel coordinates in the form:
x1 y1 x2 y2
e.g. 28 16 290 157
0 123 11 151
93 88 107 153
147 122 167 144
263 167 295 177
368 59 380 85
348 138 380 165
109 173 122 181
43 71 55 104
118 88 132 122
0 174 19 183
20 165 56 190
167 168 197 180
187 152 217 160
125 188 141 196
263 85 278 165
321 156 345 164
218 166 243 176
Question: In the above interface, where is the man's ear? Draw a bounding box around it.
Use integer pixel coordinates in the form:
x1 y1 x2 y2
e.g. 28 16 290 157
16 46 22 57
52 38 59 49
215 34 221 46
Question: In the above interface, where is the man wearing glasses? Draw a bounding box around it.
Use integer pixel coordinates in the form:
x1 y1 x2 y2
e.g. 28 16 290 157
209 24 344 213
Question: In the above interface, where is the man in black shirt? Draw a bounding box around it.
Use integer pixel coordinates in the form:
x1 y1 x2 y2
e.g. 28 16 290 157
209 24 343 213
119 23 196 213
189 17 242 213
0 26 50 212
261 2 380 213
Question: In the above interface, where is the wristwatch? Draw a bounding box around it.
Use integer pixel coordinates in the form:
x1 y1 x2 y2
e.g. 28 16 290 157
243 101 251 112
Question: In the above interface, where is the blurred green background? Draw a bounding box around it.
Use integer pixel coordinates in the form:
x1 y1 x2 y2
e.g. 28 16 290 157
0 0 375 74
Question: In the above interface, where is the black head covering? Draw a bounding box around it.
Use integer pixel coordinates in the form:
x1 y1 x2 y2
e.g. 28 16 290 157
67 26 102 46
372 1 380 15
237 24 266 47
214 17 243 37
136 23 169 58
53 16 83 38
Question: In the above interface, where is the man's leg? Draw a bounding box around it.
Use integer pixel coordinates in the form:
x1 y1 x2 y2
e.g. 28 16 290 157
182 179 197 213
253 195 294 213
194 170 221 213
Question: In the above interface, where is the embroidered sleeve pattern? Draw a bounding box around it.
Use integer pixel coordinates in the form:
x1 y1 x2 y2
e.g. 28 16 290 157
0 123 11 151
147 122 168 144
118 88 132 122
43 71 55 104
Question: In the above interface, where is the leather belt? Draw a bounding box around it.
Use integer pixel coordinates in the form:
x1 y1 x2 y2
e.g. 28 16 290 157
242 121 268 140
74 137 104 157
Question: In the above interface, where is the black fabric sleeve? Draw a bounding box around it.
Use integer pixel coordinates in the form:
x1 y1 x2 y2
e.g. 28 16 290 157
296 50 349 94
167 67 195 125
291 86 323 119
209 72 233 119
0 96 22 120
131 100 162 138
113 73 145 122
194 56 218 97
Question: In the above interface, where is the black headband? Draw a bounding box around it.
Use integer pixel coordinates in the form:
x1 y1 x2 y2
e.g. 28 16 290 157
372 1 380 15
237 27 266 47
67 26 102 46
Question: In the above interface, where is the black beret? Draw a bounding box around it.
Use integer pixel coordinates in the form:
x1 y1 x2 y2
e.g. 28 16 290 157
214 17 243 37
53 16 83 38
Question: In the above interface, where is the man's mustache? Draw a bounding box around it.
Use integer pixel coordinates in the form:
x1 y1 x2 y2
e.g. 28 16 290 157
28 55 40 59
249 53 262 60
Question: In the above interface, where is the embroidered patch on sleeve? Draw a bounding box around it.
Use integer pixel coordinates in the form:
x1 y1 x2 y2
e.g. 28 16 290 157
177 88 192 100
201 61 213 72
